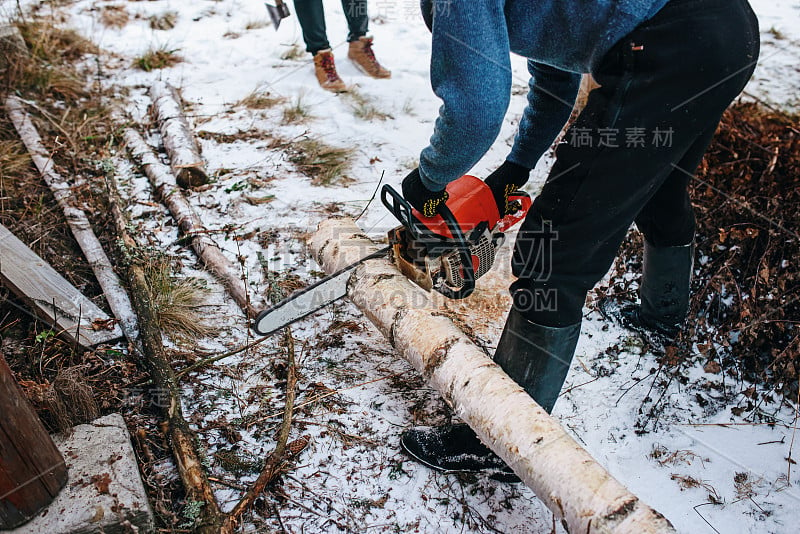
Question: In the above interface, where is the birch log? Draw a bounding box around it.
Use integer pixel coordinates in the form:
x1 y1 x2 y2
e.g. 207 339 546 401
148 81 208 188
310 218 676 534
123 127 261 317
5 96 136 343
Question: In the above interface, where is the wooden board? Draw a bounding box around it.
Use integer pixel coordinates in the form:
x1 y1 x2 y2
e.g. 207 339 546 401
0 353 68 529
0 224 122 348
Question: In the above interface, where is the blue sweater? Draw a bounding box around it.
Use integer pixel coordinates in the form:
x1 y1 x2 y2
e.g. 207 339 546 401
418 0 669 191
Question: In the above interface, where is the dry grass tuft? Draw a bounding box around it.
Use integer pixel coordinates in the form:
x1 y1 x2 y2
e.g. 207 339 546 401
134 45 182 71
345 88 393 121
17 62 85 100
0 140 31 177
245 19 269 30
3 17 114 157
51 366 99 428
197 129 275 144
287 137 353 186
17 21 98 62
100 5 130 28
144 260 218 340
149 11 178 31
282 92 314 124
22 366 99 434
401 98 416 116
237 90 287 110
280 43 305 61
2 21 95 101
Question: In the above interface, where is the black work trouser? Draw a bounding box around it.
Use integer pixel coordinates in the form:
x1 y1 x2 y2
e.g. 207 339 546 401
293 0 369 55
511 0 760 327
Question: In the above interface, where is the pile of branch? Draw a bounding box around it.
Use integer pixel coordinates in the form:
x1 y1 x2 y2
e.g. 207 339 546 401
689 102 799 396
608 102 799 398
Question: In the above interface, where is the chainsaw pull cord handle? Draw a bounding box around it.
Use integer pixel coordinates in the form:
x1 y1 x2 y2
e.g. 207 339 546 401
436 205 476 299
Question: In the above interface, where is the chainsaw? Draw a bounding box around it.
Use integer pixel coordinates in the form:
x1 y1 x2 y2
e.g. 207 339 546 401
252 175 531 336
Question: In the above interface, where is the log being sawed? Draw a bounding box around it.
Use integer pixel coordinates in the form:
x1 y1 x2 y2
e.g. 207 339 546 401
310 218 675 534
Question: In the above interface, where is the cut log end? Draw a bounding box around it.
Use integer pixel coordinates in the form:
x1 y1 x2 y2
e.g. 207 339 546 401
176 166 209 188
148 81 209 188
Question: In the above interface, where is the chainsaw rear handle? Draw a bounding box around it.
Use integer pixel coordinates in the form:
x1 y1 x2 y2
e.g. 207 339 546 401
381 184 476 299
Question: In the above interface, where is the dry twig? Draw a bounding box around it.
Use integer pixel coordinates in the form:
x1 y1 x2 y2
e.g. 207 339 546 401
220 328 298 532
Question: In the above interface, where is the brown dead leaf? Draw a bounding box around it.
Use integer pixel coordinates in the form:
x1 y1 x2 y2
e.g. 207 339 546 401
91 318 117 331
91 472 111 494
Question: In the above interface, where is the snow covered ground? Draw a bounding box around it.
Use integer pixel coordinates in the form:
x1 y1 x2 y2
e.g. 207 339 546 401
3 0 799 532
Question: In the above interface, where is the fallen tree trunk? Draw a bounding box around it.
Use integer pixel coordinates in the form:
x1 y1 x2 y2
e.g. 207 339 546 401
123 127 261 317
310 218 675 534
5 96 136 344
106 174 222 533
148 81 208 188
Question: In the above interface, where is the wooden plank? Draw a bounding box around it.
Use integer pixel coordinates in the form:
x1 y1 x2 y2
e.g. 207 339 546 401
0 353 68 529
0 224 122 348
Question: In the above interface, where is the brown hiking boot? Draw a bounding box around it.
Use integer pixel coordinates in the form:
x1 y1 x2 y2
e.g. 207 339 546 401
348 36 391 79
313 49 347 92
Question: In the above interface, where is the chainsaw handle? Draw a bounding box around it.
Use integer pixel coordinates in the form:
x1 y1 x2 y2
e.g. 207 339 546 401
437 205 476 299
381 184 423 239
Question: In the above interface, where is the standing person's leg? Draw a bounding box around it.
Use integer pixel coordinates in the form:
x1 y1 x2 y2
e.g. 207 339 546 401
505 0 759 408
341 0 368 41
293 0 330 54
344 0 391 78
295 0 347 91
622 126 719 336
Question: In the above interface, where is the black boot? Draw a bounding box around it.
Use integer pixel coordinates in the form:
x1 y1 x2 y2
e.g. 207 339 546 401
602 240 694 341
492 308 581 414
400 423 512 474
399 309 581 479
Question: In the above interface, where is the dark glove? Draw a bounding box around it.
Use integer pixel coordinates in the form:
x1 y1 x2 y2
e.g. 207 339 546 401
402 168 449 218
484 160 531 216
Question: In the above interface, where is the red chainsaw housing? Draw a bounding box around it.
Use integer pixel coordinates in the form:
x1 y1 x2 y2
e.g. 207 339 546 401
412 175 498 239
411 175 530 239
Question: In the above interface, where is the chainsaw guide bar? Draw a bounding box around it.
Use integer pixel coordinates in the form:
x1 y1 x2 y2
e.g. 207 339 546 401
252 246 390 336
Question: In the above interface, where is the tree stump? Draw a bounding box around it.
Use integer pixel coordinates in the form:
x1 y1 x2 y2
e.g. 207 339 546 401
0 353 68 529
